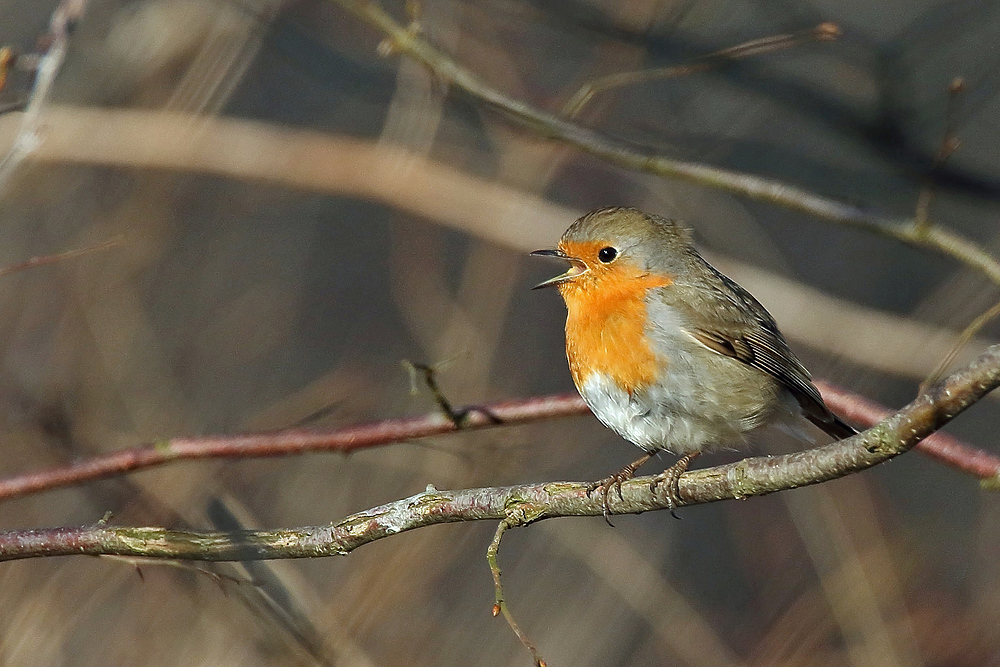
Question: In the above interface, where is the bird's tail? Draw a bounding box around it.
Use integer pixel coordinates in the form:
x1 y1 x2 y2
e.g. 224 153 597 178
808 411 858 440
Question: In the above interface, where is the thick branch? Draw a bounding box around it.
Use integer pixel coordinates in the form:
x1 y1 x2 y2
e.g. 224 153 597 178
332 0 1000 286
2 344 998 562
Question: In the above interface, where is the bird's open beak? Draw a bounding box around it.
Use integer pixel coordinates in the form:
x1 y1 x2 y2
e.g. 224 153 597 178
530 248 588 289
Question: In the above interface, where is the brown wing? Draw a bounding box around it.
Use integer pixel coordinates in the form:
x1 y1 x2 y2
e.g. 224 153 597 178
686 262 856 440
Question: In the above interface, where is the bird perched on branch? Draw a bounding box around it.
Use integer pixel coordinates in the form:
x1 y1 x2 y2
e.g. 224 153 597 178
532 207 856 518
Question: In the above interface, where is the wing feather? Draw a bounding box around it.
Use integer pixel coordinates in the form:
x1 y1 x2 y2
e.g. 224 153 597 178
674 257 856 439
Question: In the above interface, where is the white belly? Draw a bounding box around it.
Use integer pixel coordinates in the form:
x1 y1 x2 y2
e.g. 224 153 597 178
578 368 771 455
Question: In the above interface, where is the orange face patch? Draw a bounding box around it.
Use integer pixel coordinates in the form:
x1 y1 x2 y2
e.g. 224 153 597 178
556 240 672 395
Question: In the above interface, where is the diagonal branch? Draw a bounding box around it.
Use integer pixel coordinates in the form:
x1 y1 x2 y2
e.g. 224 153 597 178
331 0 1000 287
1 343 998 562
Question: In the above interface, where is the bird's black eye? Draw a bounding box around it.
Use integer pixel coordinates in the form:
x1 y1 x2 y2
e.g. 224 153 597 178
597 246 618 263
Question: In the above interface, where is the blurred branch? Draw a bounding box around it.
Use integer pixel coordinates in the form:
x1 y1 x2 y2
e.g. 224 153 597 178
0 0 87 188
541 520 745 667
0 107 571 251
710 257 995 381
914 77 965 231
563 23 840 118
1 343 999 562
1 108 995 379
0 47 15 94
0 377 997 503
0 236 121 279
333 0 1000 286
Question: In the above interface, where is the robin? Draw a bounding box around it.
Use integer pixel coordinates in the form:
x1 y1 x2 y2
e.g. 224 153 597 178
532 207 856 518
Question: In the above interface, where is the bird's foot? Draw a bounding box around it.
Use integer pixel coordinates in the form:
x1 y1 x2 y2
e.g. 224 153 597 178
649 453 698 516
586 452 653 526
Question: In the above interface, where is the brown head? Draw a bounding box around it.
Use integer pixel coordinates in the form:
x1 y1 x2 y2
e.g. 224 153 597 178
531 207 695 296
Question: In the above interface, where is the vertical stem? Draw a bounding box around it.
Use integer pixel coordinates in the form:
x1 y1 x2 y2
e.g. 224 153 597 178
488 519 546 666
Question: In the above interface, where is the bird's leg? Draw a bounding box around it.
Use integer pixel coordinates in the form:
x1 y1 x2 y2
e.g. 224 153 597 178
586 452 653 525
649 452 699 513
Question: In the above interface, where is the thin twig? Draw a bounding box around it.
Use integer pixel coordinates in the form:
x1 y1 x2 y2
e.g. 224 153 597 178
914 77 965 232
332 0 1000 286
1 343 998 564
488 519 546 667
563 23 839 118
2 380 997 503
921 299 1000 392
404 360 502 427
0 393 585 502
0 236 122 279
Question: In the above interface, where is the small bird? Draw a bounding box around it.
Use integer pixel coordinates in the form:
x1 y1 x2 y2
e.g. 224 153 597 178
532 207 856 516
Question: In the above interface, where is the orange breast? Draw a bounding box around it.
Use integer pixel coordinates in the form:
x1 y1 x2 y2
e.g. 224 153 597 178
560 268 671 395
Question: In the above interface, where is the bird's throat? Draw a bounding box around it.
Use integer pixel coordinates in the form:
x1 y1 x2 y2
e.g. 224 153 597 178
561 273 671 396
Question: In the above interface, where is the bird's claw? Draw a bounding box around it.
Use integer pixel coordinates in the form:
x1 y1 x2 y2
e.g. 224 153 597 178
586 453 653 526
649 453 698 517
586 475 619 526
585 473 626 526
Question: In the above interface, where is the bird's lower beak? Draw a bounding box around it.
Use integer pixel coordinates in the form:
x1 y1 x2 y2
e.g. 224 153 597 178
530 249 587 289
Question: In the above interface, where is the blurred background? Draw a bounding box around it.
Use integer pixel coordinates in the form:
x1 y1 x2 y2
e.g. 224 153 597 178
0 0 999 664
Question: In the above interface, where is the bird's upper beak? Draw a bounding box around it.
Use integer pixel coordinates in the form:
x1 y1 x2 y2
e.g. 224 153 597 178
530 248 588 289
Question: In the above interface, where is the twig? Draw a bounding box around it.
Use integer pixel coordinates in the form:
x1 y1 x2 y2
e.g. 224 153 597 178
921 299 1000 392
404 360 502 427
0 0 88 188
0 236 122 279
331 0 1000 286
0 393 585 502
563 23 840 118
488 518 546 667
2 379 997 503
1 343 998 564
815 380 1000 487
405 360 458 423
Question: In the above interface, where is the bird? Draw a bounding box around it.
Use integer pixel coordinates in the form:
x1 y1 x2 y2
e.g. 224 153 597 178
531 207 856 518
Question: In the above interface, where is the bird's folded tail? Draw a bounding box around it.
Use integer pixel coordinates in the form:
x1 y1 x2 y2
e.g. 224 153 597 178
807 411 858 440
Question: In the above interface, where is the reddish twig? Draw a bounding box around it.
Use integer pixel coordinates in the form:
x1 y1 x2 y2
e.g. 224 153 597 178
1 381 997 504
0 393 585 502
816 380 1000 482
0 236 121 279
